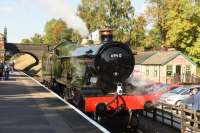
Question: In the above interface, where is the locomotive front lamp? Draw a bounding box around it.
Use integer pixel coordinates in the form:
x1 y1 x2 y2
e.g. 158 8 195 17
113 72 119 77
117 83 123 96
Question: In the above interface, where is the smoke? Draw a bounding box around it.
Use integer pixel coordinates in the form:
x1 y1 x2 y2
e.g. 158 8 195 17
34 0 89 37
126 73 163 94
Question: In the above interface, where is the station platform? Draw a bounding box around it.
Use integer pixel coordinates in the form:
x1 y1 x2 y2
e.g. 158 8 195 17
0 71 108 133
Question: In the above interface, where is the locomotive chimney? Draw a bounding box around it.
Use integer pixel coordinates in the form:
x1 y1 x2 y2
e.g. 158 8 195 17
99 28 113 43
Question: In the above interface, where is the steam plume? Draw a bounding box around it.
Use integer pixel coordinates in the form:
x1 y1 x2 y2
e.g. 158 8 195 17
126 73 162 94
35 0 89 37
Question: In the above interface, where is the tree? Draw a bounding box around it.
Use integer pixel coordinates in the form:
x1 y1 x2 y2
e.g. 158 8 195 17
43 18 69 44
43 18 81 44
21 38 31 44
145 0 169 46
21 34 44 44
78 0 108 32
130 16 147 48
108 0 135 42
145 0 200 63
187 35 200 64
143 28 161 50
164 0 200 50
78 0 135 43
21 18 81 45
30 34 44 44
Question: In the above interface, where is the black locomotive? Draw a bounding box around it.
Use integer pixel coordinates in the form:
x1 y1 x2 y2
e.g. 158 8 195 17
42 29 138 130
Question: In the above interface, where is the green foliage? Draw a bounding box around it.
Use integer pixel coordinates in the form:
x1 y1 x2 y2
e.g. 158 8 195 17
78 0 135 43
21 33 43 44
21 18 81 45
187 34 200 64
31 34 44 44
78 0 108 32
145 0 200 64
21 38 31 44
144 28 161 49
130 16 147 48
19 0 200 65
43 18 81 44
145 0 199 45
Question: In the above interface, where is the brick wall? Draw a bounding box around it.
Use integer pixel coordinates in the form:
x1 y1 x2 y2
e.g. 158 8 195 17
0 34 5 62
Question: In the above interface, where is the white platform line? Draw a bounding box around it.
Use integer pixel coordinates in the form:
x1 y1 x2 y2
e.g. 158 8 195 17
22 72 110 133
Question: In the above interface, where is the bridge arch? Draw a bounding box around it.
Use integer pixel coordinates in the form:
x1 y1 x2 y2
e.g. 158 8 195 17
5 43 48 63
14 51 39 65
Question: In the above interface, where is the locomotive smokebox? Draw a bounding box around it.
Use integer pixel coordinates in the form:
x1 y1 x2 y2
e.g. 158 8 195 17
99 28 113 43
95 42 135 83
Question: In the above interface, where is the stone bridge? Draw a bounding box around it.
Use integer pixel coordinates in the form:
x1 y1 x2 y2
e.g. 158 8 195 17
5 43 49 64
0 28 49 64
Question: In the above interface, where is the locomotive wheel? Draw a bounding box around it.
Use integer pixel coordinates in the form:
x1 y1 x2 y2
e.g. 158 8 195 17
144 101 155 111
47 82 52 89
53 83 64 97
126 111 139 133
72 89 84 110
51 82 57 92
47 80 54 89
59 85 65 98
49 80 55 90
64 87 74 102
44 80 48 87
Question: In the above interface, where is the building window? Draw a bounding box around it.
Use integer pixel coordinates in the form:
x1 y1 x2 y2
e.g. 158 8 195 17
166 65 173 76
186 65 191 75
146 69 149 76
154 70 158 77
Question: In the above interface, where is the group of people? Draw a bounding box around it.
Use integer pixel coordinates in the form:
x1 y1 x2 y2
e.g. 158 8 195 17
0 61 14 80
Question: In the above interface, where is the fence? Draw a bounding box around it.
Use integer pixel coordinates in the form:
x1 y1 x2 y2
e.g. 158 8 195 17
142 102 200 133
167 74 200 84
181 104 200 133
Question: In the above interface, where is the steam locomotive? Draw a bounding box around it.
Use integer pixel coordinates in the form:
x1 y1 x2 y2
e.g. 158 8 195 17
42 29 155 130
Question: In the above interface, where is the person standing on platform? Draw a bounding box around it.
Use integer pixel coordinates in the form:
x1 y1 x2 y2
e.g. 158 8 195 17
4 63 10 80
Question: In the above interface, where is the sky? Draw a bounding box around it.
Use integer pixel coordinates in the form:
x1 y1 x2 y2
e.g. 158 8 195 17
0 0 145 43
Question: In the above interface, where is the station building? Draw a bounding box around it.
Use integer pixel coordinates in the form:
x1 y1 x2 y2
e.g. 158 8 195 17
134 50 197 84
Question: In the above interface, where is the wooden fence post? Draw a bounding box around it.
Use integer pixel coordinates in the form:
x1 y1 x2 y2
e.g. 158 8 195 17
161 103 164 124
181 105 186 133
170 107 173 127
153 108 157 121
194 111 197 131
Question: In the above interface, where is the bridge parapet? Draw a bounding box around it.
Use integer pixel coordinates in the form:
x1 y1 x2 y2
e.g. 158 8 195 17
6 43 49 61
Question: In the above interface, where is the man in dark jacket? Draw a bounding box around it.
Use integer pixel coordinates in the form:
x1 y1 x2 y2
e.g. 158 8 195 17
4 63 10 80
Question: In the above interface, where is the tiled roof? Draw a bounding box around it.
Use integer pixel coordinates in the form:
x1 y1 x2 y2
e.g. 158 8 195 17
135 51 157 65
136 50 196 66
142 51 179 65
